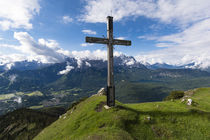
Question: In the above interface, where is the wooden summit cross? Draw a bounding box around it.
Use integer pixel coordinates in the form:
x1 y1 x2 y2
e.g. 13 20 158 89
85 16 131 107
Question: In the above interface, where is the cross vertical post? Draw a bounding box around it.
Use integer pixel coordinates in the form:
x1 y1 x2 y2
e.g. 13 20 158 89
107 16 115 107
85 16 131 107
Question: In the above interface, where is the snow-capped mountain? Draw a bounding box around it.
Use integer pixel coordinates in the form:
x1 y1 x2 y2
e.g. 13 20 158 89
142 61 210 72
0 60 50 71
145 63 183 70
0 54 147 72
1 54 210 73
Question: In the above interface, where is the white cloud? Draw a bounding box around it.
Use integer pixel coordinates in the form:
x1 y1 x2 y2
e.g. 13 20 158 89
0 44 19 50
80 0 154 23
154 0 210 26
5 63 15 70
71 50 106 60
116 37 125 40
0 0 40 30
13 32 66 63
0 34 124 65
0 54 27 66
62 16 73 24
80 0 210 27
155 43 175 48
0 33 125 65
136 18 210 69
80 43 87 47
71 49 121 61
138 36 158 41
80 43 93 47
58 62 74 75
82 29 97 35
125 59 135 66
38 39 59 49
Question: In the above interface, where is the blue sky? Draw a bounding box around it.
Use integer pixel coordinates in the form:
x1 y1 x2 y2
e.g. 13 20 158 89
1 0 210 69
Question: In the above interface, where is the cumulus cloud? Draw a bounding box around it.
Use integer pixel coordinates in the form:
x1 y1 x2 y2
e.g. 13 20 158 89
80 0 153 23
0 54 27 66
0 0 40 30
11 32 123 63
80 43 94 47
71 49 122 61
80 0 210 27
58 62 74 75
0 36 123 65
13 32 66 63
38 38 59 49
62 16 73 24
82 29 97 35
125 59 135 66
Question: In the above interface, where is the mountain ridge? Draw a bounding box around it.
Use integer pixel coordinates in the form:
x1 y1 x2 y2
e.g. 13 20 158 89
1 54 210 72
34 87 210 140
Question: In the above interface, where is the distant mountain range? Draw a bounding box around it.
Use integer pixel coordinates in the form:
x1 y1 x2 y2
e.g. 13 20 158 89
1 54 210 115
0 54 210 72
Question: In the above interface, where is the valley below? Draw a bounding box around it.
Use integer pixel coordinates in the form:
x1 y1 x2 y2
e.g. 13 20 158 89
1 57 210 115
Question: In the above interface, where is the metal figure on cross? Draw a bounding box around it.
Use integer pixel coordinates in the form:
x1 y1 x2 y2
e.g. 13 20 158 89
85 16 131 107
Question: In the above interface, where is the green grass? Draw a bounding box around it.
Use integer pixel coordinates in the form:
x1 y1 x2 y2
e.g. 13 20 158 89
29 105 44 109
187 88 210 111
26 91 43 96
16 92 24 95
34 88 210 140
0 91 43 100
52 88 82 95
0 93 15 100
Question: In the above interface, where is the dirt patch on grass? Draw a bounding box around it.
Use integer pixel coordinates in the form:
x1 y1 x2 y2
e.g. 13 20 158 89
151 125 172 138
185 88 198 96
95 101 106 112
99 123 105 128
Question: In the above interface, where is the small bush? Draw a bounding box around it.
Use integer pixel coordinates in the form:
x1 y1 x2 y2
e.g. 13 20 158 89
164 91 184 100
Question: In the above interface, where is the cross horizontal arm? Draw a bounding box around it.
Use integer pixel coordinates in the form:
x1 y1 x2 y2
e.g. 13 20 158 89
113 39 131 46
86 37 108 44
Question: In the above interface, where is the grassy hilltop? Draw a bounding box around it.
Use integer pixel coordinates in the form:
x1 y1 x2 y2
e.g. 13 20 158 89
34 88 210 140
